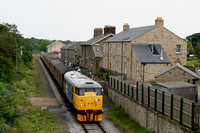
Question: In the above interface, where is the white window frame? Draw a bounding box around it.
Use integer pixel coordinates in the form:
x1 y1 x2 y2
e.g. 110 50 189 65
115 61 118 72
105 44 108 54
124 44 127 56
110 44 112 55
105 59 108 69
176 45 181 53
137 62 139 71
116 44 118 55
124 62 127 74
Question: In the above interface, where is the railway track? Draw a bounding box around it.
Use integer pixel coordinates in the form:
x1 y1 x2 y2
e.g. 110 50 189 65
81 122 106 133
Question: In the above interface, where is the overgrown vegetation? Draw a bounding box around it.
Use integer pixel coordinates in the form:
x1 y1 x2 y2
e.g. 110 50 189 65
187 60 200 66
187 33 200 59
0 23 59 132
106 107 152 133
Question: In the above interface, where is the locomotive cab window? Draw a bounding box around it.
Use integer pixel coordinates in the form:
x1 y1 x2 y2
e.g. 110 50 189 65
76 88 102 95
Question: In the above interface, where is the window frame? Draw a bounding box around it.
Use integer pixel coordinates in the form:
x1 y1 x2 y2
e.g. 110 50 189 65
176 45 182 53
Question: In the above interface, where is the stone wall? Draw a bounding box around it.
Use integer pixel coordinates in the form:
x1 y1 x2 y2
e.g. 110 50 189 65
107 87 192 133
155 67 197 84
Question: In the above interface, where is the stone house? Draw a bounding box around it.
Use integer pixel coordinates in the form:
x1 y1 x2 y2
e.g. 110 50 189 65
132 43 171 82
60 42 84 65
46 41 65 53
81 26 115 74
155 63 200 101
103 17 187 81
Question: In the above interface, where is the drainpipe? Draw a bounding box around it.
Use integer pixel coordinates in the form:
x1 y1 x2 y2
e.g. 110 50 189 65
143 63 146 82
108 42 110 73
121 42 123 80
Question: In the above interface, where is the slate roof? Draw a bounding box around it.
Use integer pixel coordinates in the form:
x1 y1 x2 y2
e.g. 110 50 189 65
92 44 102 57
155 81 196 101
133 43 171 63
156 81 195 89
82 34 114 45
105 25 156 42
155 64 200 79
47 41 63 48
61 42 84 50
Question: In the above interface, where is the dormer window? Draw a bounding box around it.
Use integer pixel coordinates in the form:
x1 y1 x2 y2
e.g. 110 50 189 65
148 45 159 55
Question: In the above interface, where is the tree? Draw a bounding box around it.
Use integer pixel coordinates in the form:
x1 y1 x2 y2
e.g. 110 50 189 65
186 33 200 47
40 39 53 51
187 41 195 55
195 43 200 59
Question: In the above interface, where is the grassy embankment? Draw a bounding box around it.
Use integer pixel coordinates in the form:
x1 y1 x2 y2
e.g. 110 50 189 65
0 59 60 133
187 60 199 66
106 107 153 133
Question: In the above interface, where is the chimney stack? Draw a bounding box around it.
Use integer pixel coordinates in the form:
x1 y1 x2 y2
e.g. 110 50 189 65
94 28 103 37
123 23 130 31
155 17 164 27
104 25 116 35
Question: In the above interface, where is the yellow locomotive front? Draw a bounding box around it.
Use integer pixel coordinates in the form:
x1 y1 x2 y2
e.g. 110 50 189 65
64 71 103 121
74 87 103 121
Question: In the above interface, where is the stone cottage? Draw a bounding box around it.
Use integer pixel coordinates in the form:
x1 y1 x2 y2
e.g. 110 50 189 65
81 26 115 74
103 17 187 81
60 42 84 65
46 41 65 54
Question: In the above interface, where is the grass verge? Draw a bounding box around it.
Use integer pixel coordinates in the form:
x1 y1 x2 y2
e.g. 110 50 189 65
187 60 199 66
0 58 60 133
105 107 153 133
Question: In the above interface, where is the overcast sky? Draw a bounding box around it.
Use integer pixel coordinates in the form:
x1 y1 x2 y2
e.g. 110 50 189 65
0 0 199 41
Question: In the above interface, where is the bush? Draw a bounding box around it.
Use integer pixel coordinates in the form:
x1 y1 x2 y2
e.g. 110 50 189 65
0 82 20 125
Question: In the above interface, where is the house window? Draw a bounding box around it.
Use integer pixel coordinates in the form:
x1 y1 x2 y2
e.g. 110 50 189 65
116 44 118 55
115 61 118 72
137 62 139 71
110 44 112 55
176 45 181 53
105 59 108 69
124 44 127 56
124 62 127 74
104 44 108 54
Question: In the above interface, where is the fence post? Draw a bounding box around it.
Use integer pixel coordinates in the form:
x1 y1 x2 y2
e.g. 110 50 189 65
124 83 126 94
155 89 157 111
108 76 110 85
180 98 183 125
114 79 115 89
117 80 119 90
142 84 144 104
191 102 194 130
162 91 165 114
136 82 138 101
128 84 130 96
121 81 122 92
110 77 112 87
148 86 150 107
132 86 134 98
171 94 174 119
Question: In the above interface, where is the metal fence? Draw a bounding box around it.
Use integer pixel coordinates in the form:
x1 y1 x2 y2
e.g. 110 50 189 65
108 76 200 130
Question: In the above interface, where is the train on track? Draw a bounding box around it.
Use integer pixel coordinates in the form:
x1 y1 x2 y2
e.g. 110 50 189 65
40 51 103 121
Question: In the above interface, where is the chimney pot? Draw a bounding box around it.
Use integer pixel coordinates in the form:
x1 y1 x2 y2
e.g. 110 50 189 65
155 17 164 27
123 23 130 31
104 25 116 35
93 28 103 37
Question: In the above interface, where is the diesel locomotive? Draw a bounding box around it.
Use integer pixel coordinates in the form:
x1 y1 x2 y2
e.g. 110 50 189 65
40 52 103 121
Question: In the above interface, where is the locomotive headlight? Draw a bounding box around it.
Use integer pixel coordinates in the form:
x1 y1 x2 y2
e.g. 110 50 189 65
95 98 98 103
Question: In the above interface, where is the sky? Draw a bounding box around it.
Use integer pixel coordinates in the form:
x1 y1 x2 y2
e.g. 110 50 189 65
0 0 199 41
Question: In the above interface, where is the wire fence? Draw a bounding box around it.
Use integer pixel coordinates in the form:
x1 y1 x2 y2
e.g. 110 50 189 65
108 76 200 130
